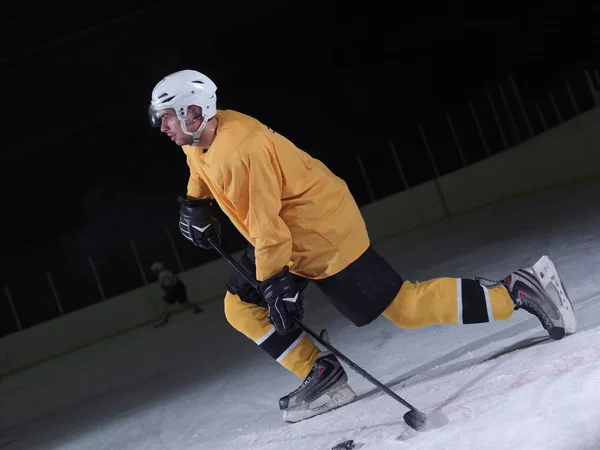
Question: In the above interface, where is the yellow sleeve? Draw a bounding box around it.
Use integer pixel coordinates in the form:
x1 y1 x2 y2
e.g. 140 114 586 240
186 156 213 200
226 144 292 281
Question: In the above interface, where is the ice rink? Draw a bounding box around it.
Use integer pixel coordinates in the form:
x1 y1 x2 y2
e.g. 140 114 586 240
2 179 600 450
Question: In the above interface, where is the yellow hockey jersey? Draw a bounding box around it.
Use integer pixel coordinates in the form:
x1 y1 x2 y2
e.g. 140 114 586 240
182 110 370 281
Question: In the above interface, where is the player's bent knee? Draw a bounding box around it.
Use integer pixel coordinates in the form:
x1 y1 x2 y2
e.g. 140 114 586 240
224 290 272 342
223 291 245 332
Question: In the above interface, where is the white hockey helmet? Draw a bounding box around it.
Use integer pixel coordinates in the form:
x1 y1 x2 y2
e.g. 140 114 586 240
151 261 165 273
149 70 218 145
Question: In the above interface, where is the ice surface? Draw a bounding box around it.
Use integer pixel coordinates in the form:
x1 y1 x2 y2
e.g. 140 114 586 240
2 180 600 450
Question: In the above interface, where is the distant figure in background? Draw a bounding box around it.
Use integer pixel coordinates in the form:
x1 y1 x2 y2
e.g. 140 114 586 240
150 261 203 327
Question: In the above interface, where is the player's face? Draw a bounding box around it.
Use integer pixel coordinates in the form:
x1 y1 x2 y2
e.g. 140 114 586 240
159 108 193 146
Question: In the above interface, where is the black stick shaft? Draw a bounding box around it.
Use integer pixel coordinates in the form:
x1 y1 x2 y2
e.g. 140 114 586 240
208 238 260 289
291 318 418 410
208 237 418 412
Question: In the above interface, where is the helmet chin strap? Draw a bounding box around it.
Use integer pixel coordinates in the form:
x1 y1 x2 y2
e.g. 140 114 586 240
181 117 208 146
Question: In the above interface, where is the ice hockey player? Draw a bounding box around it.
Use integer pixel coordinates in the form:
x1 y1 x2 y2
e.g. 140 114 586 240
148 69 576 422
150 261 203 327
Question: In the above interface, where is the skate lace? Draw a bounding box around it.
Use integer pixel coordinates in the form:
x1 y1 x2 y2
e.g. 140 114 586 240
301 373 314 388
517 299 553 329
288 371 316 396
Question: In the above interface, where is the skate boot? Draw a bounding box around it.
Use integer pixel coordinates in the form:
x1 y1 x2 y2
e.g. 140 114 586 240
477 255 576 340
279 352 357 423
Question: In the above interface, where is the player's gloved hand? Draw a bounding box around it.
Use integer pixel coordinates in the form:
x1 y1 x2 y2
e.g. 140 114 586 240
178 196 221 249
259 266 304 335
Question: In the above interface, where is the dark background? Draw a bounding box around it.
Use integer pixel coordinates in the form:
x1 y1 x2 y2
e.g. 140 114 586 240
1 0 599 336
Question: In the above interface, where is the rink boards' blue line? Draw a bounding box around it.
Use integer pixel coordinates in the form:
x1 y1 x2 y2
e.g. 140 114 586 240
1 171 599 379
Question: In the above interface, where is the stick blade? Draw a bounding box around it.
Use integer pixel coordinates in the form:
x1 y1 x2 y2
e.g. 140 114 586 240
403 409 430 432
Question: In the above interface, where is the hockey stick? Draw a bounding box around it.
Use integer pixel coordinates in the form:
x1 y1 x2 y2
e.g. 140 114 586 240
207 237 430 432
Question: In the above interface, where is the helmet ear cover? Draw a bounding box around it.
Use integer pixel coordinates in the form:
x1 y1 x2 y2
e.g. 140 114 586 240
187 105 203 122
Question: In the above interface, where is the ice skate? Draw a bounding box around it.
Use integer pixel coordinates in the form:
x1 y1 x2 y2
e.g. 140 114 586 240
477 255 576 340
279 352 357 423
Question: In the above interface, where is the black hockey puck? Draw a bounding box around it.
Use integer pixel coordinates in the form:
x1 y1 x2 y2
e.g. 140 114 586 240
548 327 565 340
332 439 355 450
403 409 430 432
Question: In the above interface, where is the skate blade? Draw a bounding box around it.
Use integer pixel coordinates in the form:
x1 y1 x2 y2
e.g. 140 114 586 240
283 384 357 423
532 256 577 335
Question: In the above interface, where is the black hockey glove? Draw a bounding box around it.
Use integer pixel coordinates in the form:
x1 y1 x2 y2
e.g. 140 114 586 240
178 196 221 249
259 266 304 335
